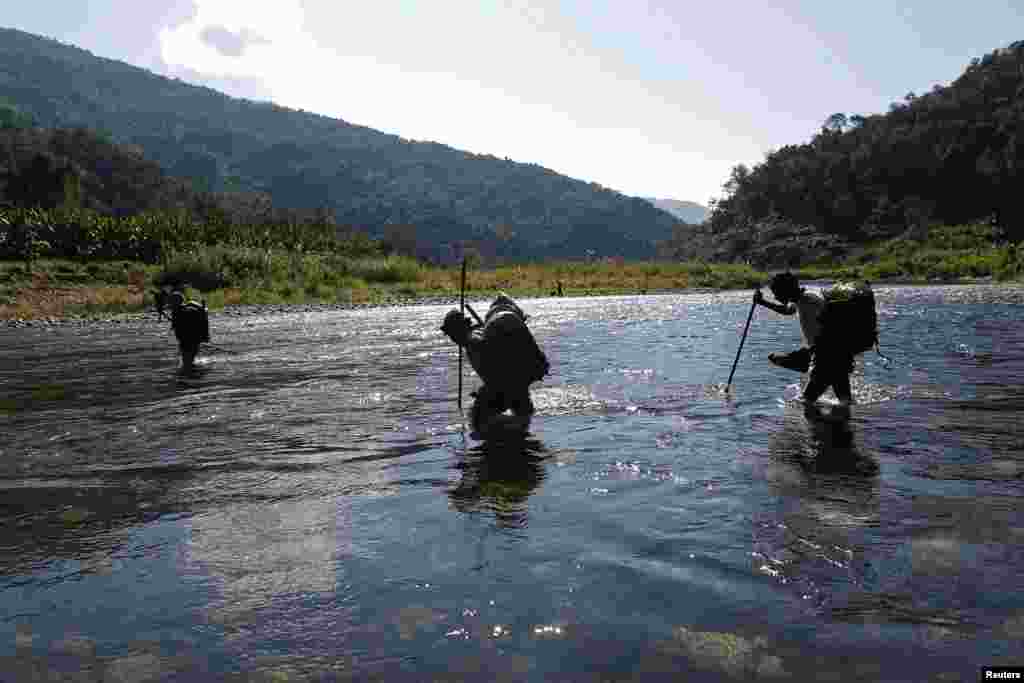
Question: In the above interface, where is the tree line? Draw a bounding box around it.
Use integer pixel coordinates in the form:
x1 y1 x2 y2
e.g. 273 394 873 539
701 40 1024 262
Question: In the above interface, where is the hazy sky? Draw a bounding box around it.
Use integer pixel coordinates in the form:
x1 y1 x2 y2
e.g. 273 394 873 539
6 1 1021 204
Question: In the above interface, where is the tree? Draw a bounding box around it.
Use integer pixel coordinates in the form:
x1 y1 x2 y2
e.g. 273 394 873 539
383 223 417 257
722 164 750 197
0 103 33 130
823 112 848 133
6 153 68 208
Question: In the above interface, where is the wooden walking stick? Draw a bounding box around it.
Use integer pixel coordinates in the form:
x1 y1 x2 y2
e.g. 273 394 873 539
458 258 467 414
726 292 758 391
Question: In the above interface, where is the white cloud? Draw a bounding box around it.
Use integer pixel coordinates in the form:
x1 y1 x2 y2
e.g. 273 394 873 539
198 25 268 58
158 0 302 77
158 0 735 202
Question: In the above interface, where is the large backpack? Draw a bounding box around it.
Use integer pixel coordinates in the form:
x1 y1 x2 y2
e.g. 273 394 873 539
172 300 211 345
819 281 878 355
478 309 549 385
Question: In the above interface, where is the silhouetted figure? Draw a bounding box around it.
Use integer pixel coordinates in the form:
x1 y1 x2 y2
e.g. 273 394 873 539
441 293 550 434
153 288 170 321
169 289 210 370
754 272 853 404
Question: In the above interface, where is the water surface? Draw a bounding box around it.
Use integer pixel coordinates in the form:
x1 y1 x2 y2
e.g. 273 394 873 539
2 285 1023 681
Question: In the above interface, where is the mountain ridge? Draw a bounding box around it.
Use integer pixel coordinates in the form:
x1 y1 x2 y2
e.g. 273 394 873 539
642 198 707 225
0 27 685 262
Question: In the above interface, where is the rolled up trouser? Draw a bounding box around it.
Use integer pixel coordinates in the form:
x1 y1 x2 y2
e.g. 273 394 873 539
176 330 201 365
469 384 535 432
803 349 854 403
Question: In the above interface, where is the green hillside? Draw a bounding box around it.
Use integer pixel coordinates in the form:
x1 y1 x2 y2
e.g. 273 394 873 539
0 27 681 262
662 40 1024 267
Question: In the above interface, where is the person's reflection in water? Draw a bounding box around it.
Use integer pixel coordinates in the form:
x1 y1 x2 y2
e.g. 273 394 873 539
773 402 879 477
751 403 880 608
448 435 548 530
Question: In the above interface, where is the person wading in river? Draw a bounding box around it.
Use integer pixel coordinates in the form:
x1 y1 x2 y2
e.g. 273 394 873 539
168 288 210 370
753 272 854 405
441 293 550 433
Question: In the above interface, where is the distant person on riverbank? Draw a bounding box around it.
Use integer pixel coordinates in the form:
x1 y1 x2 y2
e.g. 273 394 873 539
753 272 854 404
169 288 210 370
441 293 550 433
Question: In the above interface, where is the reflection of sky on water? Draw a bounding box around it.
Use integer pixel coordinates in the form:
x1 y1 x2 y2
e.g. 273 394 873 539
182 497 344 635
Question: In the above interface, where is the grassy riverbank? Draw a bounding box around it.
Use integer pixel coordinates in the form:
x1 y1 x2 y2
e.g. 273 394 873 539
1 223 1021 320
0 255 768 319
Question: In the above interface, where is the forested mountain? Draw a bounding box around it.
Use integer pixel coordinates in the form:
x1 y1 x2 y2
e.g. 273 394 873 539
643 198 708 224
0 27 682 262
672 40 1024 267
0 126 202 215
0 125 368 230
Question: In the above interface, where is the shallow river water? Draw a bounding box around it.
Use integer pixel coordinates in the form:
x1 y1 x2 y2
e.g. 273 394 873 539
1 285 1023 681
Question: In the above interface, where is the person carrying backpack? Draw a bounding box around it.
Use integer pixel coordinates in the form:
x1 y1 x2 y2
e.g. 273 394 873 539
440 293 550 433
754 273 877 405
168 287 210 370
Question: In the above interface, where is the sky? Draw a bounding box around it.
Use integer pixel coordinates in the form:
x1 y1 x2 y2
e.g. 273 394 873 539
5 1 1022 206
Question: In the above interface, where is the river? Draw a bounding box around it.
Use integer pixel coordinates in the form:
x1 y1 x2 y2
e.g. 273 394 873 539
1 285 1023 681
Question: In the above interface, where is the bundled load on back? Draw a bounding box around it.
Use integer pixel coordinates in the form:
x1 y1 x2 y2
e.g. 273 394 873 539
819 280 878 355
167 288 210 369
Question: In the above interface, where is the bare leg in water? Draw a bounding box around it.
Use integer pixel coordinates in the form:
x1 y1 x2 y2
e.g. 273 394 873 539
469 385 534 433
803 353 853 404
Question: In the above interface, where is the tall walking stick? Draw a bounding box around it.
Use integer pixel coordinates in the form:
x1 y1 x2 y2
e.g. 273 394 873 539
726 293 758 391
458 258 467 414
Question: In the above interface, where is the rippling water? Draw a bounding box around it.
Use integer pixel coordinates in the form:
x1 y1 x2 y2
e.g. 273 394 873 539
2 285 1023 681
